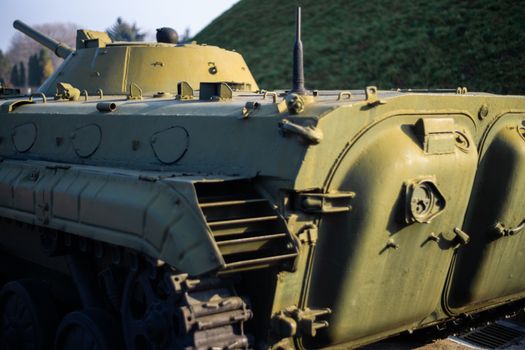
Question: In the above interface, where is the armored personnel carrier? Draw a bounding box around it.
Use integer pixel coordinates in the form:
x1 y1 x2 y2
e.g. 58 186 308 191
1 8 525 350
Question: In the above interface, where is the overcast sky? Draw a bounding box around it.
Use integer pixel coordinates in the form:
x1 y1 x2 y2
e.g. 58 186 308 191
0 0 239 52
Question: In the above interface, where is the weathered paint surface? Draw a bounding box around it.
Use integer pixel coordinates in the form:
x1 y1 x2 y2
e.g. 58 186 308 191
1 89 525 348
2 18 525 350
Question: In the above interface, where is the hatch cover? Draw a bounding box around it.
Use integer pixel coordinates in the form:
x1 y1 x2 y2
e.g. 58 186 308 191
13 123 37 152
150 126 189 164
71 124 102 158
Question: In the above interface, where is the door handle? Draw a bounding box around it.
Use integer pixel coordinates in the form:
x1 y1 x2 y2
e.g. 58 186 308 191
453 227 470 245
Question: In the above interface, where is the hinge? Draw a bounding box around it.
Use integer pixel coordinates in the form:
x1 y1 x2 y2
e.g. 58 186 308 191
297 224 318 245
295 191 355 214
415 118 456 155
272 306 331 339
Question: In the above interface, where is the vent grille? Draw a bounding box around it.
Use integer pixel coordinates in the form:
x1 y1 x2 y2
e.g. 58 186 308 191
195 181 298 272
450 321 525 349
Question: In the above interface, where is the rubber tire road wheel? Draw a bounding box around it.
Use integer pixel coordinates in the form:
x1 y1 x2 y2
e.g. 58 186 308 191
0 279 60 350
54 308 123 350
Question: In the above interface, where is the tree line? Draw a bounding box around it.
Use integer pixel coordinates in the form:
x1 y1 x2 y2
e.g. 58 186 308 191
8 49 53 87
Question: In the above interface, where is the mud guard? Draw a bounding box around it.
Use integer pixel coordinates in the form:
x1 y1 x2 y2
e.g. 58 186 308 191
0 160 228 276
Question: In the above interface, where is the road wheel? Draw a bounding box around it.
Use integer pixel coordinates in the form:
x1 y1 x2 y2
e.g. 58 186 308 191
54 308 122 350
0 279 59 350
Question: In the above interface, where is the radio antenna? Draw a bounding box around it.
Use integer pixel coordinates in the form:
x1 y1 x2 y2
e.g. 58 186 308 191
291 7 307 95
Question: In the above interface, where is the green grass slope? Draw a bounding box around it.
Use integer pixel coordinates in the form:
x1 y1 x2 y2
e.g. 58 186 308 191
194 0 525 94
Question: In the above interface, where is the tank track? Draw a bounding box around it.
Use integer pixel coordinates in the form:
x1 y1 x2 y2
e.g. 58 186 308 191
175 274 253 349
0 222 253 349
120 266 253 349
58 230 254 349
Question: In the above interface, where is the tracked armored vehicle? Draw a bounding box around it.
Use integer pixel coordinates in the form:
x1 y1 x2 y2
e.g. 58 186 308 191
1 8 525 350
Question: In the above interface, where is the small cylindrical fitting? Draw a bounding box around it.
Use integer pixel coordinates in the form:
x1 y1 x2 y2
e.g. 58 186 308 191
96 102 117 112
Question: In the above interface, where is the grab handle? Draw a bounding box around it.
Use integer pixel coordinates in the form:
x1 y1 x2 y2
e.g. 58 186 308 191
494 220 525 237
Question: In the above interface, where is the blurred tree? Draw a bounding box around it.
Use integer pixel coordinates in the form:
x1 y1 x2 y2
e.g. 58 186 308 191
10 64 19 86
40 49 54 81
18 62 26 87
28 49 54 87
107 17 146 42
0 50 12 86
28 54 38 87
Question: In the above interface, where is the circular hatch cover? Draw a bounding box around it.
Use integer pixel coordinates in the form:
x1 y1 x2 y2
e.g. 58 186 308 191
150 126 189 164
13 123 37 153
71 124 102 158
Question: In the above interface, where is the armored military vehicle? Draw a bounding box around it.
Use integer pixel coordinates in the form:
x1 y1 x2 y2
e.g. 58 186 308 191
1 8 524 350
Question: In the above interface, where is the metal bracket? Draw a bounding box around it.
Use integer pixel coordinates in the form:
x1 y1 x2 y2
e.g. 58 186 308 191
200 82 233 101
55 82 80 101
1 98 34 113
176 81 194 100
296 191 355 214
241 101 261 119
272 306 331 339
364 86 386 107
279 119 323 145
297 224 318 245
337 91 352 101
30 93 47 104
452 227 470 248
127 82 143 100
456 86 468 95
264 91 279 103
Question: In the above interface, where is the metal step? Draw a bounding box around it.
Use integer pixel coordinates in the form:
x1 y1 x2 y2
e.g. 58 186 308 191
199 198 268 208
208 215 280 227
216 233 288 255
195 180 297 272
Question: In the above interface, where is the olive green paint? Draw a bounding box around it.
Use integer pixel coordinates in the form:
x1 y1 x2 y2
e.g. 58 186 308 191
1 20 525 350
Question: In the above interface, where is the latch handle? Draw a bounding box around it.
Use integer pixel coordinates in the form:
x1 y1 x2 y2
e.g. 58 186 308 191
453 227 470 245
494 220 525 237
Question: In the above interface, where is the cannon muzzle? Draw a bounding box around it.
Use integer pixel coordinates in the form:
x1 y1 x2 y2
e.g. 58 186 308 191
13 20 74 59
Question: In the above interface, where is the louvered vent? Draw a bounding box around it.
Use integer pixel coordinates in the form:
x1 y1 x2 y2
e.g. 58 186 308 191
195 180 298 272
451 321 525 349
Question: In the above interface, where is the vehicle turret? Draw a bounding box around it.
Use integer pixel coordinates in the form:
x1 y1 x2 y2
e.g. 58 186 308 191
13 20 258 96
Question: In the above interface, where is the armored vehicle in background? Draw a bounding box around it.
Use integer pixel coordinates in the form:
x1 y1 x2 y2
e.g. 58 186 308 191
1 8 525 350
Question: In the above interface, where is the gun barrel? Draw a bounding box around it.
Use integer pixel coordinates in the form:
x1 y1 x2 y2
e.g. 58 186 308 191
13 20 74 59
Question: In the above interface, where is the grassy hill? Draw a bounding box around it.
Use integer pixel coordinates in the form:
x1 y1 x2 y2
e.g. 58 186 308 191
194 0 525 94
